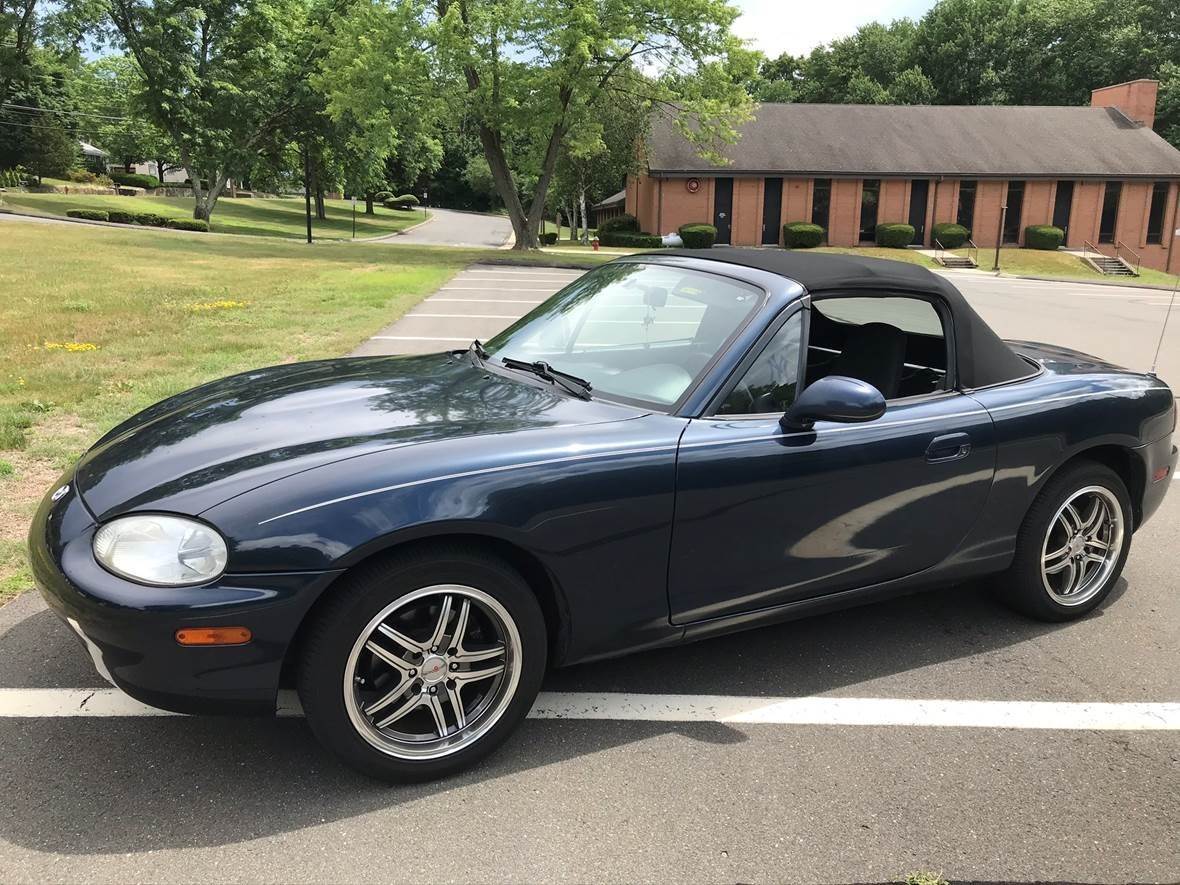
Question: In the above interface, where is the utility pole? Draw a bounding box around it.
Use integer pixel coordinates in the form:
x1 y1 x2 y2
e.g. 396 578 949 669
352 195 356 239
303 147 313 245
993 203 1007 271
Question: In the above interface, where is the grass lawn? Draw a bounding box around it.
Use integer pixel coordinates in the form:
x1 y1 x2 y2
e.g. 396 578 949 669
958 247 1180 288
0 221 608 603
0 191 429 240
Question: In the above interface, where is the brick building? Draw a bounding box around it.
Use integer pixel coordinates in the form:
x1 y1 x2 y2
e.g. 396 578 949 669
626 80 1180 273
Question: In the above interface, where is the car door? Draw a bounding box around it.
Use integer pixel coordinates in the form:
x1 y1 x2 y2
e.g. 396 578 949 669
667 296 997 625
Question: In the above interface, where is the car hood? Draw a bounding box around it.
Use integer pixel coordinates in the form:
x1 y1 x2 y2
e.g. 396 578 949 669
74 353 643 521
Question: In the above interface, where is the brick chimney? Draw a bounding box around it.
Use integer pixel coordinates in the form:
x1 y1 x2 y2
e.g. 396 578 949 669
1090 79 1158 129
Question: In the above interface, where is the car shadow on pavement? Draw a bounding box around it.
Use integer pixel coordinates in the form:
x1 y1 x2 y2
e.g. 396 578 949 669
0 579 1122 855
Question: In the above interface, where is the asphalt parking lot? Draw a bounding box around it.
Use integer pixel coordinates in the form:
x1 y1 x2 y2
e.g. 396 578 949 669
1 262 1178 883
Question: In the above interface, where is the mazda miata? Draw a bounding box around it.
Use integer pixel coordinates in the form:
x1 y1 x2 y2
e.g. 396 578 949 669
31 250 1176 780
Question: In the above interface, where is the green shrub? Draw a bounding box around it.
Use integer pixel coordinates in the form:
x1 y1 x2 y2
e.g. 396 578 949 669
875 222 915 248
395 193 420 206
133 212 168 227
66 209 109 221
597 213 639 235
66 169 98 183
599 230 663 248
783 221 824 248
678 223 716 249
0 167 29 187
107 210 136 224
373 190 393 202
1024 224 1064 250
383 198 411 210
931 222 970 248
110 172 161 189
164 218 209 231
540 231 559 245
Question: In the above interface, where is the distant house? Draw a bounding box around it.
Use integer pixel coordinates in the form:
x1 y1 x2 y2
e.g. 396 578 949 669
78 141 107 173
628 79 1180 273
592 189 626 227
129 160 188 184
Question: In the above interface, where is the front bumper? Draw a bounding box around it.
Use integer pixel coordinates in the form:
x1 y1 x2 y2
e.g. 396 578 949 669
29 477 342 715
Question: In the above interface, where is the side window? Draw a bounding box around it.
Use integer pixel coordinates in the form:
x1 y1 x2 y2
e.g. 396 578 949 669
718 312 803 415
807 295 948 400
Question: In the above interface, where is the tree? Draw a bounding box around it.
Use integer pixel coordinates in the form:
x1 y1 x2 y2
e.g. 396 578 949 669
103 0 318 220
20 117 79 180
326 0 755 250
71 56 176 175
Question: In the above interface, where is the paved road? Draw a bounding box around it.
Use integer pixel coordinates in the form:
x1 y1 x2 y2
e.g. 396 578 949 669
2 263 1179 883
369 207 514 247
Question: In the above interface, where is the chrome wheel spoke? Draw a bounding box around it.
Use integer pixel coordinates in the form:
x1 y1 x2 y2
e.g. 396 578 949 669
1042 544 1071 574
373 690 424 730
446 682 467 730
453 644 505 664
1061 503 1084 533
425 692 449 737
364 640 415 676
1059 560 1079 595
1041 487 1125 606
1079 498 1104 535
450 599 471 651
427 594 453 651
453 662 505 685
376 623 427 655
364 683 411 717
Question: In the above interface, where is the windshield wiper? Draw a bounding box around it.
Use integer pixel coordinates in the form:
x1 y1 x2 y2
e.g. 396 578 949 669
467 339 489 367
501 357 593 400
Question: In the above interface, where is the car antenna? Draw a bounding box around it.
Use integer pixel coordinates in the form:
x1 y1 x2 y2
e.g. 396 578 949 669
1149 273 1180 376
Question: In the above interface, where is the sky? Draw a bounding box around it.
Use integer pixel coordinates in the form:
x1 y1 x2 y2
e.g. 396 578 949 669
731 0 938 58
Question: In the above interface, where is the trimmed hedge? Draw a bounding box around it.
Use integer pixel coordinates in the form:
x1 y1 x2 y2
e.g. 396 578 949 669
875 222 915 248
395 193 420 206
110 172 161 189
678 223 716 249
597 213 639 235
106 210 138 224
783 221 824 248
1024 224 1064 250
374 191 393 202
931 222 970 248
134 212 168 227
66 209 109 221
599 230 663 248
165 218 209 231
540 231 558 245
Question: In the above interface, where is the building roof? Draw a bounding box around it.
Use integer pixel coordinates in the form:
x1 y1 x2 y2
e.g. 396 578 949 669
78 141 108 157
592 189 626 209
647 104 1180 179
654 248 1033 387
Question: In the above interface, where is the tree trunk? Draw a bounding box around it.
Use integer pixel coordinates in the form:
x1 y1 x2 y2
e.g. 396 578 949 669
579 189 589 244
365 194 374 215
476 123 534 249
315 188 326 221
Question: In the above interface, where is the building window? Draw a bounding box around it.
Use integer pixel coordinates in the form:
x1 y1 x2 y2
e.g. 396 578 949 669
1099 181 1121 244
1052 181 1074 235
956 180 976 230
1003 180 1024 244
859 179 880 242
1147 182 1168 245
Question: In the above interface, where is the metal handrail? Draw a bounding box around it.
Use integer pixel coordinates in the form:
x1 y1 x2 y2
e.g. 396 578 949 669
933 238 945 264
966 238 978 267
1115 240 1141 275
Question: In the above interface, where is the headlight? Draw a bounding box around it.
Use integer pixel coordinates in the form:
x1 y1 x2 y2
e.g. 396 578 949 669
93 515 228 586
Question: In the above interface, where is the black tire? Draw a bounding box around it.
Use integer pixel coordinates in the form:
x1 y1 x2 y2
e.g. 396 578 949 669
297 544 547 782
994 460 1133 622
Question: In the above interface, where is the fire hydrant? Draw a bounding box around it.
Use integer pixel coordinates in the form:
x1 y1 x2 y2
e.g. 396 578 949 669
591 236 600 252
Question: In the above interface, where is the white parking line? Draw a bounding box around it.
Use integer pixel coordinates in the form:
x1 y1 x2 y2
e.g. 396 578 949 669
2 688 1177 731
430 298 547 305
409 313 522 320
370 335 472 342
441 287 564 292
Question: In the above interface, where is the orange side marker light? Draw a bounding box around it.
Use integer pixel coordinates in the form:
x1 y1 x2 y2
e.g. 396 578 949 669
176 626 252 646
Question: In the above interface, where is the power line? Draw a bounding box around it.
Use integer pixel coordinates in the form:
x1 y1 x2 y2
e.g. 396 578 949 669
2 101 140 122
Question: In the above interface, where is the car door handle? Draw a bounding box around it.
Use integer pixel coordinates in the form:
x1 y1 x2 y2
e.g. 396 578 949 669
926 432 972 463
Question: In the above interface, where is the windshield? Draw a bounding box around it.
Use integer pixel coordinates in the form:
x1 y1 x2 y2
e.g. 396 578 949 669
484 263 762 406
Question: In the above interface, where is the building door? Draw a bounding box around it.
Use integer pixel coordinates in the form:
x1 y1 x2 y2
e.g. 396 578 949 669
908 179 930 244
713 177 734 245
1053 181 1074 238
761 178 783 245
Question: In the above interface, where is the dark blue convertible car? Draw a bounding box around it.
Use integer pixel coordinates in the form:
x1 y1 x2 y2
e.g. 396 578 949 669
31 250 1176 780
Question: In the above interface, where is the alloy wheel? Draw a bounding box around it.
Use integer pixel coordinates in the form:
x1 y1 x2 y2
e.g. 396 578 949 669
1040 485 1124 606
342 584 521 760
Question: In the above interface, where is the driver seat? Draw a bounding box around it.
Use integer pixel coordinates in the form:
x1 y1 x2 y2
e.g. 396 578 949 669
828 322 907 399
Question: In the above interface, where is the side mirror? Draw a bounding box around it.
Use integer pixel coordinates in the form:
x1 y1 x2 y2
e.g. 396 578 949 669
781 376 886 431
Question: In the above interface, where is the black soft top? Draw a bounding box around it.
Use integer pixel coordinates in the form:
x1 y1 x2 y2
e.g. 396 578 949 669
660 248 1032 389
